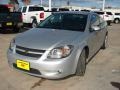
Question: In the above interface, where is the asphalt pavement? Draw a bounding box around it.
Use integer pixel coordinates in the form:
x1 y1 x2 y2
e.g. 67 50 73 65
0 24 120 90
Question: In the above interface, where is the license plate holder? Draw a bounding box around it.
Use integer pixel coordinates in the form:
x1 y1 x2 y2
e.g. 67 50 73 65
16 60 30 71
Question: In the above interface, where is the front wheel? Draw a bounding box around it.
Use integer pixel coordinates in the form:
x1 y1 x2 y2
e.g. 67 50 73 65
114 19 119 24
107 21 111 26
76 49 86 76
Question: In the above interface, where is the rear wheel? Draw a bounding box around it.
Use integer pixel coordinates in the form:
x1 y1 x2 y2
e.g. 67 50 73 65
32 20 37 28
13 26 23 33
0 28 4 33
76 49 86 76
13 27 20 33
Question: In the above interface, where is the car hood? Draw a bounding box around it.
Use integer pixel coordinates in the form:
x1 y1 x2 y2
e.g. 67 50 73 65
15 28 83 50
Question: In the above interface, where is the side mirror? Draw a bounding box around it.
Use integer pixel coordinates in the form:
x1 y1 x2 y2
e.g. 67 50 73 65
91 25 100 31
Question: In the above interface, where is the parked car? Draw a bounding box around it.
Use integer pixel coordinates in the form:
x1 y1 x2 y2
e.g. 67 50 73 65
58 8 70 11
51 8 58 12
94 11 114 25
0 4 23 33
18 5 51 28
113 13 120 24
51 8 70 12
81 9 90 12
7 11 108 79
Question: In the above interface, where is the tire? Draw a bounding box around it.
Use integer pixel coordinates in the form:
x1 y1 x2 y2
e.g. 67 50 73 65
101 34 108 49
13 26 23 33
0 28 4 33
76 49 86 76
13 29 18 33
18 27 24 33
32 20 37 28
107 21 111 26
114 19 119 24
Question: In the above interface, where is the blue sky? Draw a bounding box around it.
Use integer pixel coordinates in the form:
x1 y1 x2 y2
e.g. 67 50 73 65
0 0 120 8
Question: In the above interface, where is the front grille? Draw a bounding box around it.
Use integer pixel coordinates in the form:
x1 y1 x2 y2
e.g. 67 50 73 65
13 63 41 75
16 45 45 58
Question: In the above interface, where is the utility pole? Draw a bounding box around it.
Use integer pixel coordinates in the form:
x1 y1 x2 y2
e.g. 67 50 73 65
49 0 51 11
40 0 42 6
102 0 105 11
67 0 70 6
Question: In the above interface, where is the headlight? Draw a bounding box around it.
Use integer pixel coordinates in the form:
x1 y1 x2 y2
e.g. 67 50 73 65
47 45 73 59
9 39 15 51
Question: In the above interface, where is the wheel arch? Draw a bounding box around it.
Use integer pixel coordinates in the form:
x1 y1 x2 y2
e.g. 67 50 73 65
74 45 89 76
73 45 89 74
114 18 120 20
30 16 37 23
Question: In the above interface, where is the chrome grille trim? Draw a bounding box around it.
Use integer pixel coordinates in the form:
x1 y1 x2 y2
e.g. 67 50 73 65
15 45 46 58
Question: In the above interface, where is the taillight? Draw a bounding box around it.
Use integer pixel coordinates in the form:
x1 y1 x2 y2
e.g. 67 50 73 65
40 12 44 19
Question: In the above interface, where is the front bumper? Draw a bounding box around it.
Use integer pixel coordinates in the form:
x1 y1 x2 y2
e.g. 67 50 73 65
7 49 77 79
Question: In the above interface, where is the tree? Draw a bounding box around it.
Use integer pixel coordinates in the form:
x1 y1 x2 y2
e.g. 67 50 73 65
67 0 70 6
9 0 19 4
21 0 31 6
9 0 19 11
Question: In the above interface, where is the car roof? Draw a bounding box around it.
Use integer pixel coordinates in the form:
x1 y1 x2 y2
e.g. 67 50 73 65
22 5 43 7
53 11 94 15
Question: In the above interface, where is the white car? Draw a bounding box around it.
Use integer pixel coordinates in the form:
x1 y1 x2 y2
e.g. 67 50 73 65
18 5 51 27
113 13 120 24
94 11 114 25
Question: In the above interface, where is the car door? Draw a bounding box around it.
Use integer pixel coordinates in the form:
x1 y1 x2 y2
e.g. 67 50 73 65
22 7 28 23
88 14 101 57
98 16 107 47
27 6 38 23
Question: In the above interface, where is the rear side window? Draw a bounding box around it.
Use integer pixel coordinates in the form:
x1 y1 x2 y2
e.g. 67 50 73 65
29 7 44 12
94 12 104 15
115 13 120 15
0 5 9 13
106 12 112 15
22 7 27 13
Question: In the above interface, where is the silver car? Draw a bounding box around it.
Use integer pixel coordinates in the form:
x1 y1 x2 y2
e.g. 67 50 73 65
7 11 108 79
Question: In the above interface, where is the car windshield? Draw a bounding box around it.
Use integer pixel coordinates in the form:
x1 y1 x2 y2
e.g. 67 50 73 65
37 13 88 32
